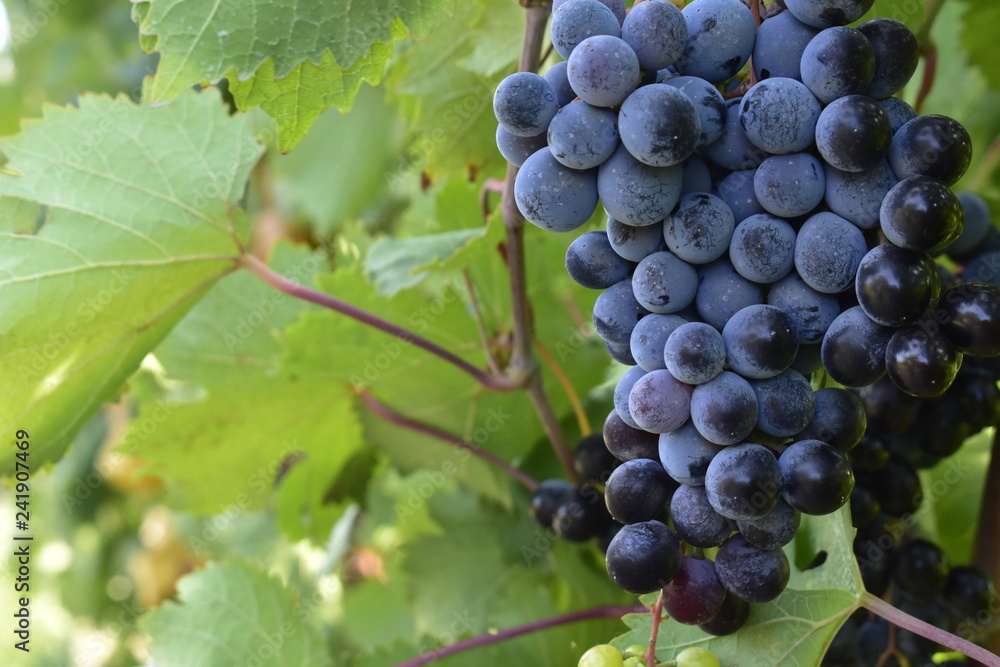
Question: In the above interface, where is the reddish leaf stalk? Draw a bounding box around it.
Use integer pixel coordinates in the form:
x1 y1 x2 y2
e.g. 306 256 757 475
356 390 539 491
861 592 1000 666
647 591 666 667
238 253 526 392
393 605 644 667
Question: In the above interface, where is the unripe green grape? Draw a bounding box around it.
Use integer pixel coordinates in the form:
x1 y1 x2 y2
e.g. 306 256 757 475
579 644 624 667
676 647 721 667
623 657 645 667
623 645 647 658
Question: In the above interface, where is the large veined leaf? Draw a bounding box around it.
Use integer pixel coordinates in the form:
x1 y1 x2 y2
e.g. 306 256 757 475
0 89 262 471
123 243 364 530
133 0 452 150
612 507 863 666
141 558 330 666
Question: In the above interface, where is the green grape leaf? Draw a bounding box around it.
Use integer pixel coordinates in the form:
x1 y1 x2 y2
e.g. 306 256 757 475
961 0 1000 91
226 41 394 153
124 244 364 522
268 86 400 235
613 507 862 665
386 0 514 175
134 0 452 145
364 227 485 295
0 89 261 471
141 558 330 666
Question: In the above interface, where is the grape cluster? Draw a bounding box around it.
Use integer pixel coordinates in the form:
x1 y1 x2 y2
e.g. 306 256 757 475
501 0 1000 646
826 533 997 666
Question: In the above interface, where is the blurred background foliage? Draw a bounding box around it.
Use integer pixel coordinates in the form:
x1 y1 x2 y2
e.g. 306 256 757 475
0 0 998 665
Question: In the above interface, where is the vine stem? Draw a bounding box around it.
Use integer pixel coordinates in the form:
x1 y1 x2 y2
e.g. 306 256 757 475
861 592 1000 666
501 1 581 485
356 389 540 492
646 591 665 667
393 605 644 667
238 253 527 393
974 428 1000 584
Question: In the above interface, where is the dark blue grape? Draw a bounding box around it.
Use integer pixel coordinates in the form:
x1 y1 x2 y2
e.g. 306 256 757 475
815 94 891 173
885 325 961 398
797 387 867 452
606 215 666 262
670 484 734 547
605 520 683 593
893 538 949 599
606 340 637 365
567 35 640 107
736 499 800 550
824 160 897 230
621 0 687 70
800 26 875 104
690 371 759 445
722 304 799 379
662 75 727 146
785 0 874 28
964 251 1000 287
855 243 940 327
598 143 683 227
698 591 749 636
595 279 650 344
605 458 675 524
628 369 693 433
879 96 917 134
550 0 621 61
632 251 699 313
728 214 797 284
630 313 688 372
779 438 854 515
706 443 782 521
767 272 841 344
604 409 660 461
494 72 559 136
619 84 699 167
675 0 756 84
880 175 964 253
695 258 764 330
821 305 893 386
543 61 577 107
937 282 1000 357
664 192 736 264
949 192 993 258
496 125 547 167
754 153 825 218
715 533 790 602
615 366 647 429
888 114 973 186
553 0 626 26
530 479 576 528
717 168 765 222
752 10 818 81
858 18 919 99
659 422 725 486
565 230 633 289
703 98 767 171
514 148 598 232
680 154 713 194
739 77 822 154
794 211 868 293
750 369 815 437
548 100 619 170
665 322 727 385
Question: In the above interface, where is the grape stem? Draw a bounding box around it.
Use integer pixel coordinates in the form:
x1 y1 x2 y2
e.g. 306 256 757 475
912 0 946 113
646 591 666 667
238 252 527 393
861 592 1000 666
392 604 644 667
355 389 540 491
501 1 582 485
